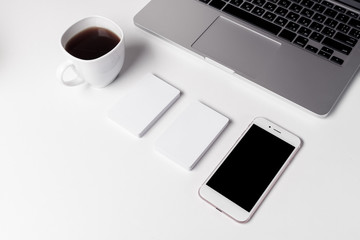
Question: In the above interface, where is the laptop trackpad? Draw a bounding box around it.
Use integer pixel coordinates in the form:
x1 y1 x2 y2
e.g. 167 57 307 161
192 17 281 79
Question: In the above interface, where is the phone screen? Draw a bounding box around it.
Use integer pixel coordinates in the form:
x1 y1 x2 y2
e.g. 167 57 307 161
206 124 295 212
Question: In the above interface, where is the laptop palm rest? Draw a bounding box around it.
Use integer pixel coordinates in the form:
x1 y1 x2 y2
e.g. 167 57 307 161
192 17 281 79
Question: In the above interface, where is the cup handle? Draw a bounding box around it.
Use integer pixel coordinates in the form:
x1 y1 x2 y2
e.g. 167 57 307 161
56 60 85 86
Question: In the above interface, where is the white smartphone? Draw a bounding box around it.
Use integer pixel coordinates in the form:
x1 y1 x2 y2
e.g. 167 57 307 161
199 117 302 223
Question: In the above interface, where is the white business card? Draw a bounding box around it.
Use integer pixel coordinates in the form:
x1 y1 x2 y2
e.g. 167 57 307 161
108 74 180 137
155 101 229 170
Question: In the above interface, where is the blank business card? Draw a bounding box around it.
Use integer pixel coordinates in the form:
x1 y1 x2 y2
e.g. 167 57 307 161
155 101 229 170
108 74 180 137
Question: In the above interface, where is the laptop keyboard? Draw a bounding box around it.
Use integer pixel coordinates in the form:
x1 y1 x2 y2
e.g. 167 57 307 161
198 0 360 65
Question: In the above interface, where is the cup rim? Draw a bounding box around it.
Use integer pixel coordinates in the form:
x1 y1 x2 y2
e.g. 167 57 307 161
60 15 124 63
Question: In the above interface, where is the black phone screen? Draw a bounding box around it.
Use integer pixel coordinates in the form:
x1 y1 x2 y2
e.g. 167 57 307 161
206 124 295 212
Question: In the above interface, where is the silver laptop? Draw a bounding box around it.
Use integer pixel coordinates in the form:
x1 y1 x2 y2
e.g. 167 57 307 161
134 0 360 116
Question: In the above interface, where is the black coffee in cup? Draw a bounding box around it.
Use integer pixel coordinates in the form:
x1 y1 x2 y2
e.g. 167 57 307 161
65 27 120 60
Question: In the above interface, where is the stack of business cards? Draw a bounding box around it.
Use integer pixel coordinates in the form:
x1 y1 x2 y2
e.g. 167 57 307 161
155 101 229 170
108 74 180 137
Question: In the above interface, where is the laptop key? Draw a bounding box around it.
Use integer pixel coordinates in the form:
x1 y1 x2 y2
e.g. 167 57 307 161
275 16 288 26
294 35 309 47
263 11 277 21
321 46 334 54
252 6 265 16
253 0 266 6
348 18 360 29
286 12 300 21
318 50 331 59
264 2 277 11
337 23 350 33
349 29 360 39
336 13 350 23
334 32 358 47
289 3 303 13
223 4 282 34
286 21 300 31
278 0 291 7
305 44 318 53
301 8 314 18
298 26 312 36
346 11 359 19
241 2 255 11
312 3 325 13
334 6 346 13
275 7 288 16
209 0 227 9
324 18 338 28
301 0 314 8
323 37 352 55
310 32 324 42
324 9 337 18
298 16 311 26
330 56 344 65
322 27 335 37
321 1 334 8
230 0 243 6
279 29 297 41
309 21 323 31
313 13 326 23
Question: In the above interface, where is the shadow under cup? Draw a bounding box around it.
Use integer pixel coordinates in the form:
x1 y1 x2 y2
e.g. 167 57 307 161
59 16 125 88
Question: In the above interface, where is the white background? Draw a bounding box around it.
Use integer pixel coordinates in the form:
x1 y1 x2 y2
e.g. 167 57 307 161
1 0 360 239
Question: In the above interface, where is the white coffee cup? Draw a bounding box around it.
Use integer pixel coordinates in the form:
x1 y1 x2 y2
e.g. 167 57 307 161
57 16 125 88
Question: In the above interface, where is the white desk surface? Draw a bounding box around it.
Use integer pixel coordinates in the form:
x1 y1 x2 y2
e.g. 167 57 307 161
1 1 360 239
